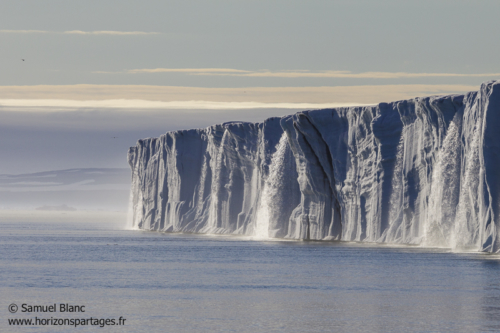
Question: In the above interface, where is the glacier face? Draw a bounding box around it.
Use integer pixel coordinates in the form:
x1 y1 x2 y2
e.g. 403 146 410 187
128 81 500 253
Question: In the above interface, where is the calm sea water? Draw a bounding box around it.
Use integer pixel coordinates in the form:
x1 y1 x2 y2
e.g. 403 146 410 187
1 210 500 332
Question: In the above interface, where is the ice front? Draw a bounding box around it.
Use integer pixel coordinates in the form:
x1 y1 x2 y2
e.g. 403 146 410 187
128 81 500 252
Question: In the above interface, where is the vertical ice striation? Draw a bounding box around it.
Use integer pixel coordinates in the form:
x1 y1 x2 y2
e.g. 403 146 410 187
128 81 500 253
128 119 285 235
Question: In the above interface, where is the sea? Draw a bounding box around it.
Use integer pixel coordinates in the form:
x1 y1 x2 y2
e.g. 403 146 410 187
1 210 500 332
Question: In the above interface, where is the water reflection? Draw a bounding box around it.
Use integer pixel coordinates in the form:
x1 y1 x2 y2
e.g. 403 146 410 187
2 212 500 333
481 259 500 332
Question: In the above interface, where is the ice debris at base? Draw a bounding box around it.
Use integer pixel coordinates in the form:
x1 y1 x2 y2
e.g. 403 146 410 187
128 81 500 253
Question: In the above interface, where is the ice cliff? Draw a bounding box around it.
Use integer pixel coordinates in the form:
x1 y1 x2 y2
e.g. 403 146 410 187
128 81 500 253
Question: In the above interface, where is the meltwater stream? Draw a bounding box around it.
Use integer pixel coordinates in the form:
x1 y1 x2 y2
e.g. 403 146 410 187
1 211 500 332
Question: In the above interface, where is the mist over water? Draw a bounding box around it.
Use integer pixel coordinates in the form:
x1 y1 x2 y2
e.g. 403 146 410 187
2 210 500 332
0 168 131 211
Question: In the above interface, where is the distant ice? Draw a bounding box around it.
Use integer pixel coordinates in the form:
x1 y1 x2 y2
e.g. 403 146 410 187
36 204 77 212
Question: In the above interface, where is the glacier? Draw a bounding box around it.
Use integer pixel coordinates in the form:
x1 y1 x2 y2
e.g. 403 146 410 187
128 81 500 253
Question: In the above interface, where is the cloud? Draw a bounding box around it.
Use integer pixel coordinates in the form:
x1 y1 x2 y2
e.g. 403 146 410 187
125 68 500 79
0 29 159 35
0 30 48 34
0 99 369 110
127 68 250 74
0 84 480 106
227 70 500 79
64 30 159 35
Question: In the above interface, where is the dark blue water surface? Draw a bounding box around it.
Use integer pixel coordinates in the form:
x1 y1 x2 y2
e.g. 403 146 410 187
1 211 500 332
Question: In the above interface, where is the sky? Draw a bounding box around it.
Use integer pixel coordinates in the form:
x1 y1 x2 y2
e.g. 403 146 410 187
1 0 500 176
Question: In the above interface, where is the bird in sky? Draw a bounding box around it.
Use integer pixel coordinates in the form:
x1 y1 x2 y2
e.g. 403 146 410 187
21 59 25 61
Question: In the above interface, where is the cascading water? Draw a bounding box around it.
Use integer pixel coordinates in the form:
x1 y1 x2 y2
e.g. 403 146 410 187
253 185 270 239
381 135 405 244
254 133 300 239
451 106 483 251
424 115 462 248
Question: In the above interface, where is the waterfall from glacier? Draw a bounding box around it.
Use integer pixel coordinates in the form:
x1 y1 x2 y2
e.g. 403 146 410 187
254 186 270 239
452 110 483 251
381 135 405 244
254 134 291 239
424 116 462 248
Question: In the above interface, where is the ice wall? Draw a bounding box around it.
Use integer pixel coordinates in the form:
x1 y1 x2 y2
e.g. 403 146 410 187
128 81 500 252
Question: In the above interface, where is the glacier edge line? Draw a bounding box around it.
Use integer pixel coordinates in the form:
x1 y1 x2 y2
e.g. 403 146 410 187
128 80 500 253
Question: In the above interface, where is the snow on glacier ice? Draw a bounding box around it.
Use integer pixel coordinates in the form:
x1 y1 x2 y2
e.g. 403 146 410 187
128 81 500 253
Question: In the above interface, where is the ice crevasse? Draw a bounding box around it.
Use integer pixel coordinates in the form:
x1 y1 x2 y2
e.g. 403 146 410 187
128 81 500 253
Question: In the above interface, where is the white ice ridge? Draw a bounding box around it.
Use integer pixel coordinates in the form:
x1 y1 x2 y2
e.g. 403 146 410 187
128 81 500 253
